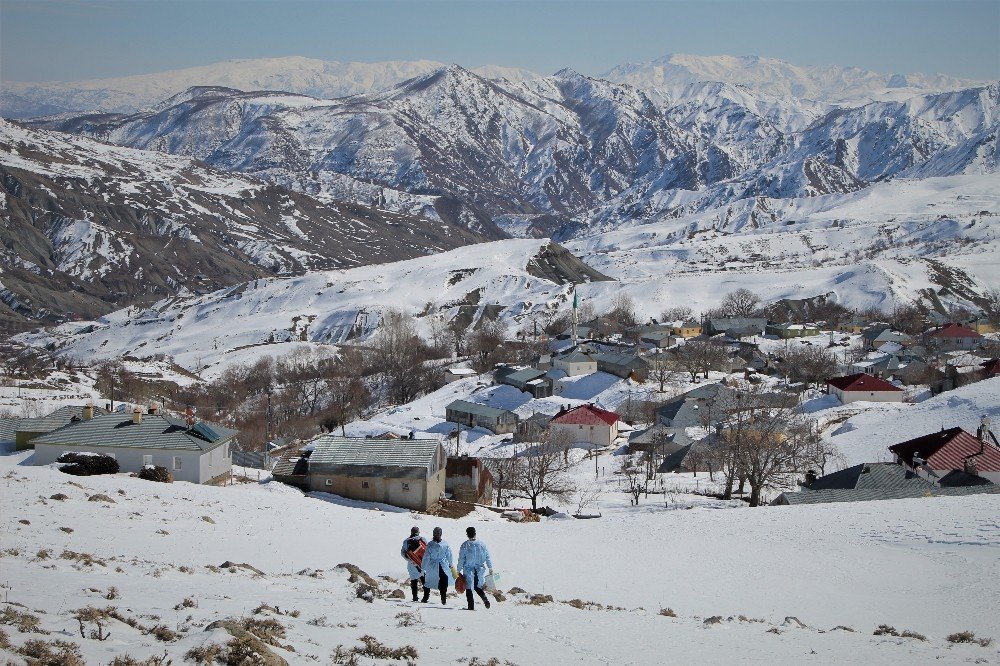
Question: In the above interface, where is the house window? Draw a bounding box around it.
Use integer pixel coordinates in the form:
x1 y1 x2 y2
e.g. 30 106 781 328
173 456 182 471
362 481 370 489
142 455 152 466
402 482 410 491
325 479 333 486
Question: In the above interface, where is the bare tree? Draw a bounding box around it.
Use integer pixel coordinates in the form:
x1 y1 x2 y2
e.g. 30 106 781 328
673 341 728 382
606 292 639 329
719 288 763 318
781 345 838 389
617 454 647 505
484 456 521 508
467 317 511 373
320 375 371 436
717 384 810 506
509 429 576 510
369 309 435 405
647 352 679 393
660 305 694 323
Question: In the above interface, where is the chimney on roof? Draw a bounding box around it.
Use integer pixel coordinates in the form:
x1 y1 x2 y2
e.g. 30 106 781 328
185 406 196 427
82 402 94 421
132 405 143 425
978 415 991 444
148 404 158 415
803 470 817 487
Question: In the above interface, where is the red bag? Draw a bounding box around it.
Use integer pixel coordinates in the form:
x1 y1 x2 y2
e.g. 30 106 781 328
406 539 426 567
455 573 467 593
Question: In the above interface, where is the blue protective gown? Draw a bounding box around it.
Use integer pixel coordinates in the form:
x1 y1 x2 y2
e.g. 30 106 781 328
400 536 426 581
458 539 493 589
421 540 455 589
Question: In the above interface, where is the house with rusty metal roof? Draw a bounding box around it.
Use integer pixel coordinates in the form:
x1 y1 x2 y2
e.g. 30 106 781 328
889 425 1000 484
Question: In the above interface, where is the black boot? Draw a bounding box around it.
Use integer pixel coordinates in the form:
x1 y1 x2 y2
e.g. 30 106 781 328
410 579 419 602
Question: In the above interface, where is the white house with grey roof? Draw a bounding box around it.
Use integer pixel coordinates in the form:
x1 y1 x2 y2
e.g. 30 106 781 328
290 436 447 511
31 410 236 484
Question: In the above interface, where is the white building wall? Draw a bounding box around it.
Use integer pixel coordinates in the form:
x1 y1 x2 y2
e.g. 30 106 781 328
831 386 904 404
550 422 616 447
553 359 597 377
34 442 229 484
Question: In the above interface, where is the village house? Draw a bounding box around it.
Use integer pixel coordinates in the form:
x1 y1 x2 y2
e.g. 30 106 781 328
549 404 620 447
13 404 110 450
861 326 913 350
513 412 553 443
445 399 518 435
445 455 494 504
444 366 478 383
278 436 446 512
705 318 767 338
552 349 598 377
594 350 650 381
890 420 1000 484
765 322 821 339
627 422 684 457
31 407 235 484
672 321 703 338
773 420 1000 505
924 322 983 351
826 373 904 404
963 317 998 335
638 329 678 349
494 366 554 398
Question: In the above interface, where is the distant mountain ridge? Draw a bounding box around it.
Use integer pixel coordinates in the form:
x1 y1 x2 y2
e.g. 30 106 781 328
2 53 988 120
603 53 989 105
0 56 540 119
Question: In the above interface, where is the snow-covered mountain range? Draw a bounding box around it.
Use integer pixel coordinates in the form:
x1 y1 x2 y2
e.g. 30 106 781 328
32 66 998 238
0 119 483 326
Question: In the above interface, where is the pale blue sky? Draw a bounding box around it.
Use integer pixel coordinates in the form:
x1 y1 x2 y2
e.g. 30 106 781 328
2 0 998 83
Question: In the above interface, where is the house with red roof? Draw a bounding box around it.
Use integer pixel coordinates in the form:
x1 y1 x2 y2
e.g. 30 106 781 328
548 403 620 447
923 322 983 351
889 424 1000 484
826 373 903 404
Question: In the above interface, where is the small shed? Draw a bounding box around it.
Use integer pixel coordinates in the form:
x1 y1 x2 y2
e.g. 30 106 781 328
445 400 518 434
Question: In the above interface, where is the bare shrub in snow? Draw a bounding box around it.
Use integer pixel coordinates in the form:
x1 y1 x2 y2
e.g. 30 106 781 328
137 466 173 483
0 606 47 633
239 617 285 646
899 629 927 641
355 583 376 603
946 631 992 647
332 635 418 665
395 611 421 627
106 653 170 666
873 624 899 636
105 586 120 600
659 608 677 618
18 638 83 665
184 643 224 664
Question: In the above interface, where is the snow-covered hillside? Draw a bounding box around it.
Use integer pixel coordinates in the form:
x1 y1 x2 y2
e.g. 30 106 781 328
2 448 1000 664
0 120 484 326
821 378 1000 466
19 171 999 373
0 56 540 119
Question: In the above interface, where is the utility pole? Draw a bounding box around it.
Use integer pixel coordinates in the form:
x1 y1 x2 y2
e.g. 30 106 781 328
571 284 579 346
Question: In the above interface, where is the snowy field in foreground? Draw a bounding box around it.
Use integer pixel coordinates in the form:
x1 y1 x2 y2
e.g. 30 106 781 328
1 448 998 664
